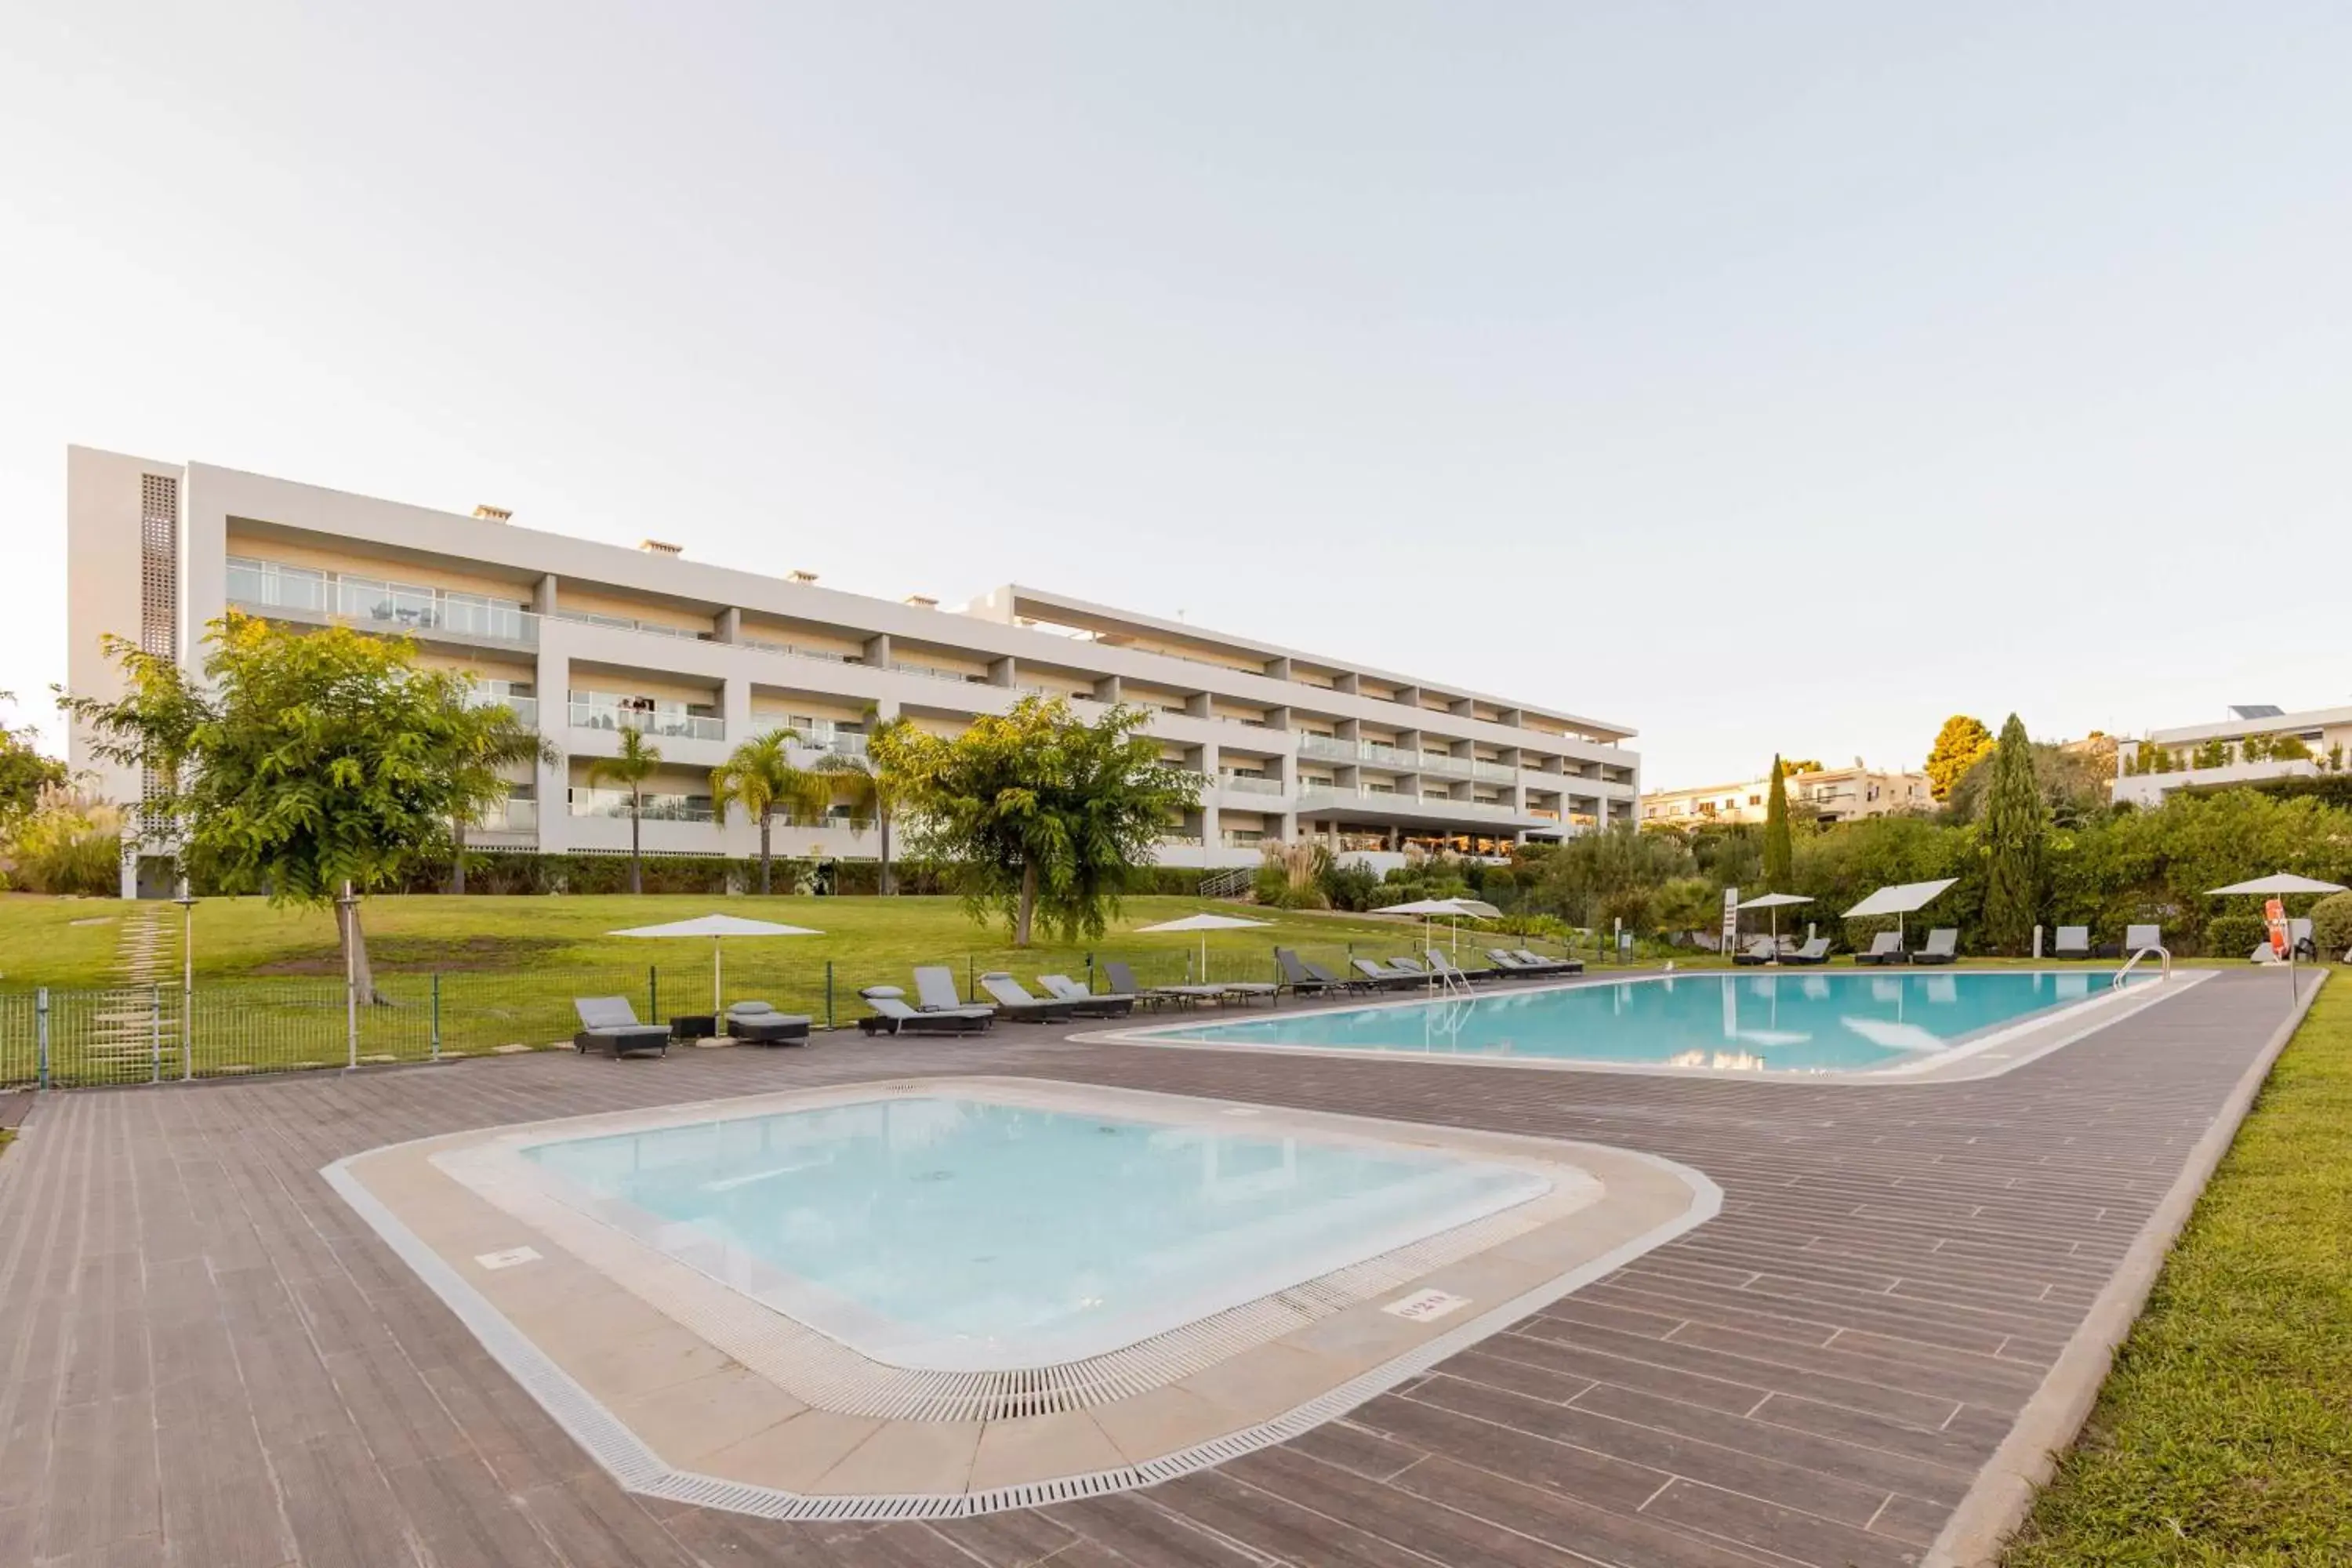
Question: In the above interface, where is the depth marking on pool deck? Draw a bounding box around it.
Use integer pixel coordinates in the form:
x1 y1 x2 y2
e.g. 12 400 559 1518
0 967 2310 1568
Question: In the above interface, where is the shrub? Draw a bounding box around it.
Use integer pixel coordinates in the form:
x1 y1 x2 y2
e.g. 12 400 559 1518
1319 860 1383 911
2311 892 2352 959
2 789 125 896
2201 913 2268 958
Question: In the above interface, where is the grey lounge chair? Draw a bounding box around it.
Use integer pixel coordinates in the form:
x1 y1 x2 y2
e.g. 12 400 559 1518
1515 948 1584 975
724 1000 812 1044
1854 931 1907 966
1037 975 1136 1017
1912 928 1958 965
2125 924 2163 954
1426 951 1501 985
1780 936 1831 965
856 985 993 1036
1352 957 1422 989
1275 948 1348 996
913 965 993 1014
1486 949 1565 976
1101 959 1224 1008
1731 936 1778 967
977 972 1077 1022
2053 926 2090 959
572 996 671 1058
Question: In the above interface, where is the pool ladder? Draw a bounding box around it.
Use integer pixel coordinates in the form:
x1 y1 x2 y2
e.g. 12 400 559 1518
2116 943 2172 983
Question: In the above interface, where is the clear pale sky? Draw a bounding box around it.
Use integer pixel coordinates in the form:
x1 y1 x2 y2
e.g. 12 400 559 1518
5 2 2347 788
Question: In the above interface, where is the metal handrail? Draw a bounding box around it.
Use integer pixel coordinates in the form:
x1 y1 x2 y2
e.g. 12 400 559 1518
2116 944 2172 983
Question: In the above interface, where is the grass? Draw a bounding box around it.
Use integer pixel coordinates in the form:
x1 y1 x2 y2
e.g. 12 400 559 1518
0 891 1600 1087
2003 976 2352 1565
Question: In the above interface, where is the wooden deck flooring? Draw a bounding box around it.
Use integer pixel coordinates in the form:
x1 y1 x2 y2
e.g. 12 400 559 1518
0 971 2298 1568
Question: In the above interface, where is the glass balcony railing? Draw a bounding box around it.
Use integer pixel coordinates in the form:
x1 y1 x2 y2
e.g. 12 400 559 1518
567 788 716 823
227 558 539 644
1218 772 1286 795
471 798 539 833
463 690 539 728
568 702 724 742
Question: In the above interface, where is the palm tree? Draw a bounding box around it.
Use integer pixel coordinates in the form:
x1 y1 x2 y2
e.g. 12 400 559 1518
814 710 916 894
586 726 662 895
710 728 829 895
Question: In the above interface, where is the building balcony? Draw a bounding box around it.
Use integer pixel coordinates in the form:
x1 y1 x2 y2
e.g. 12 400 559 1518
1218 771 1286 796
469 797 539 835
568 701 725 742
567 787 717 824
464 689 538 728
227 558 539 646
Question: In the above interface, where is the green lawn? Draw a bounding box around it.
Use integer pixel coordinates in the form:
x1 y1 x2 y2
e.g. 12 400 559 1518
0 891 1595 1086
2003 977 2352 1565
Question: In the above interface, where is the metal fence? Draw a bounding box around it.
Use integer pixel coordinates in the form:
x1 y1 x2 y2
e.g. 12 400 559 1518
0 933 1570 1093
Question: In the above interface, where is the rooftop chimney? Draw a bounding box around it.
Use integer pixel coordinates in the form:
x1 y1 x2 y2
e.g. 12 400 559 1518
903 594 938 609
787 570 819 585
472 504 512 522
637 539 683 556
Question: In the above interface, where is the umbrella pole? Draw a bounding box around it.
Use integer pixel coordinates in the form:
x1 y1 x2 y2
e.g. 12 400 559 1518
713 936 723 1014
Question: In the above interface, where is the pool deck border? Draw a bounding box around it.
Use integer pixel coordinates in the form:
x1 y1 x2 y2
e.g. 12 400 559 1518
1080 965 2212 1084
325 1077 1719 1519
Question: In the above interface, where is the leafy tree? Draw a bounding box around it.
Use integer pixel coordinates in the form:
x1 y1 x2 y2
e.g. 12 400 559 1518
586 727 664 895
1531 825 1694 930
1926 715 1995 801
1650 876 1719 940
0 692 68 831
1779 758 1824 776
877 696 1200 945
1762 756 1792 888
64 615 545 993
811 710 917 894
1949 739 2113 829
1981 713 2047 952
710 728 830 895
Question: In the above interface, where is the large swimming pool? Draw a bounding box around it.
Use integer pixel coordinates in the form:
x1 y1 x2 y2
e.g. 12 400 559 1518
1130 969 2150 1073
520 1096 1550 1370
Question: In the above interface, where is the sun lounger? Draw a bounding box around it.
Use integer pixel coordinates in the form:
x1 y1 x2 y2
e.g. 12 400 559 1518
2125 924 2163 954
1911 928 1958 965
572 996 671 1058
1036 975 1136 1017
856 985 993 1036
913 964 995 1014
1731 936 1779 967
1101 959 1225 1008
1276 948 1349 996
1854 931 1907 966
1514 949 1584 975
1780 936 1831 965
724 1000 811 1044
1483 949 1559 976
1426 951 1501 985
977 972 1077 1022
2053 926 2089 959
1352 957 1424 989
1385 955 1431 978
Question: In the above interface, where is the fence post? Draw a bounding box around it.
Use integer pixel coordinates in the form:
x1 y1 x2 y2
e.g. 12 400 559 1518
967 954 975 1000
35 988 48 1092
824 960 834 1030
430 973 441 1061
649 965 659 1021
182 981 194 1081
1085 951 1094 992
151 985 162 1084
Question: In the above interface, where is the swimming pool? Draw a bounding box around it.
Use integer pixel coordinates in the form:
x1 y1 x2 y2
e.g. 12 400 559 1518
519 1095 1552 1370
1127 969 2153 1073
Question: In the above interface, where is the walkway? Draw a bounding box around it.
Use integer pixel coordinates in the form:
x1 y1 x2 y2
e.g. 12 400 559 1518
0 971 2300 1567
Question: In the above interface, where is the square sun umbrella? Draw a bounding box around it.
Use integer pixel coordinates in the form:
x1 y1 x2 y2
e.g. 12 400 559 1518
1736 891 1813 955
1842 877 1958 953
1380 897 1504 955
1132 911 1275 984
608 913 825 1013
2207 873 2348 996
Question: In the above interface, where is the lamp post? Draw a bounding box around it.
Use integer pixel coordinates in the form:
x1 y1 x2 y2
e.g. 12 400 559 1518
172 887 197 1080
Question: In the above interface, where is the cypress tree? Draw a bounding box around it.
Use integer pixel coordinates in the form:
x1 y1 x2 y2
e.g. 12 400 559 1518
1762 755 1792 889
1983 713 2046 952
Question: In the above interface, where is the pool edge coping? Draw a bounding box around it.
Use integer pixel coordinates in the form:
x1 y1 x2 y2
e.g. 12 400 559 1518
321 1077 1723 1522
1071 966 2213 1083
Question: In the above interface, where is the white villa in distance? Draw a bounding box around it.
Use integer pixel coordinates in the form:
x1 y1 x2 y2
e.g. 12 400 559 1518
1640 760 1929 828
2111 702 2352 806
66 448 1640 895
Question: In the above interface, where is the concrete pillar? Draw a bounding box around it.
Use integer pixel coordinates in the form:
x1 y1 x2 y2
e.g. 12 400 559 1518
1262 655 1291 681
1333 672 1360 696
715 606 741 643
533 630 568 851
989 655 1016 688
1185 691 1212 719
862 633 891 668
532 574 559 616
1092 673 1122 704
721 677 753 751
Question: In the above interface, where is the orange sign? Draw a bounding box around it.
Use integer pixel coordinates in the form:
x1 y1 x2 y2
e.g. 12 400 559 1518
2265 898 2289 956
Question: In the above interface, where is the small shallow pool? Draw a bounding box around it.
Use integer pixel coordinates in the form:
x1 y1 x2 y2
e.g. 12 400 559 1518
520 1096 1550 1369
1125 969 2151 1073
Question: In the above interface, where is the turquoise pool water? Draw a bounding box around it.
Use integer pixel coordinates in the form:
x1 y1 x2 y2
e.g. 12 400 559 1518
1139 970 2146 1073
521 1096 1548 1369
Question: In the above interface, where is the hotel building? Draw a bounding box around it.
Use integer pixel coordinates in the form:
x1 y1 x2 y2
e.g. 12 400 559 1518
67 448 1640 894
2111 702 2352 806
1640 761 1929 827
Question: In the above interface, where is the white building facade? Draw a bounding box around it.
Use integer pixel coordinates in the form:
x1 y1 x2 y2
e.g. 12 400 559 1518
67 449 1640 891
2111 703 2352 807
